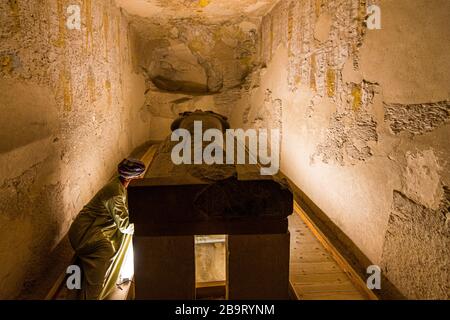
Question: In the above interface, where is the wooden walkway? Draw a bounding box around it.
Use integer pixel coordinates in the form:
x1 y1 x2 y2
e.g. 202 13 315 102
289 211 368 300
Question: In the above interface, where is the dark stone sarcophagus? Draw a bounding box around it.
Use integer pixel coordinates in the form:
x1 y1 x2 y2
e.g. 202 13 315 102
128 110 293 236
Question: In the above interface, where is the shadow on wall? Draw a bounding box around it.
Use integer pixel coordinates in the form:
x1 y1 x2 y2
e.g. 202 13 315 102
0 0 152 298
0 81 58 154
0 80 78 298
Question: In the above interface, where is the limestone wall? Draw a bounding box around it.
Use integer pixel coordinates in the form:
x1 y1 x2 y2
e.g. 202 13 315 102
230 0 450 299
0 0 149 298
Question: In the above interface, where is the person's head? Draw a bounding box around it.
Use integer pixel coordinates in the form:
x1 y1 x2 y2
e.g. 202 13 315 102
118 158 146 187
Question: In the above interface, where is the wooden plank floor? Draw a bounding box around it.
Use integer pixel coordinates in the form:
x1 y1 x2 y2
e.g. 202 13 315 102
289 213 368 300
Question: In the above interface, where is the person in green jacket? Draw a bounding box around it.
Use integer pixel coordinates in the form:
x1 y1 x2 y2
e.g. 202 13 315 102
68 158 145 300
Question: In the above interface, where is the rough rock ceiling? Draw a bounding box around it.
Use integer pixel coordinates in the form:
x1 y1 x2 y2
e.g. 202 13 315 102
115 0 280 23
114 0 278 120
129 14 259 118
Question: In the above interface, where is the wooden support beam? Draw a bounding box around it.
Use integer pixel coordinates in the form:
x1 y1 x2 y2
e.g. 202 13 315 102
140 144 159 174
44 256 77 300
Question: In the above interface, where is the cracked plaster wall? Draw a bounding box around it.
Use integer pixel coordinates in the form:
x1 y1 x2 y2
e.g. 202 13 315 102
230 0 450 299
0 0 150 298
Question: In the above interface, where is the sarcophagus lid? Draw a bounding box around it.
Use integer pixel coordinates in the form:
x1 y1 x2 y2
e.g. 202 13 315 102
170 109 230 133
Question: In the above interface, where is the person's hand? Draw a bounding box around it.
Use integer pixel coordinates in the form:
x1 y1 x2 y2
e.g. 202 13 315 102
123 223 134 235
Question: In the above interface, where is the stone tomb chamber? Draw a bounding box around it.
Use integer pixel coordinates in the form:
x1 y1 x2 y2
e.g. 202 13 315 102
1 0 449 301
